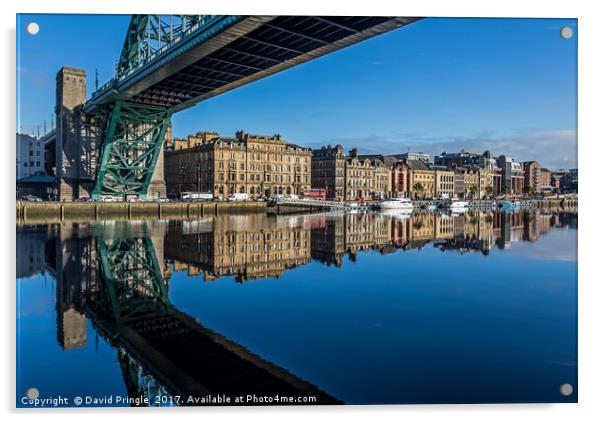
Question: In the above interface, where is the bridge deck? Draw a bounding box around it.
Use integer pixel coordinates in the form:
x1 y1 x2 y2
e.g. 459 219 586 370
92 306 341 404
84 16 420 113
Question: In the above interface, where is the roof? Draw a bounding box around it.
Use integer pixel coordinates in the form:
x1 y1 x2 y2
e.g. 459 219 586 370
382 156 399 166
406 160 431 171
17 174 56 184
428 164 452 171
357 154 386 166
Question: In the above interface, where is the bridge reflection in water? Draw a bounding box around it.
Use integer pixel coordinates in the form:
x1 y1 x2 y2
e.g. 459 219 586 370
35 209 577 406
45 220 341 406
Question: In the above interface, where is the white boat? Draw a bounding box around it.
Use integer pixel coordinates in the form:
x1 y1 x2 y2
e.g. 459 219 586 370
379 197 414 211
450 200 469 209
442 199 469 209
381 208 412 219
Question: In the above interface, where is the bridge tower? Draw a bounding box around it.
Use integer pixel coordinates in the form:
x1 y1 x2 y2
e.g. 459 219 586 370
55 67 88 200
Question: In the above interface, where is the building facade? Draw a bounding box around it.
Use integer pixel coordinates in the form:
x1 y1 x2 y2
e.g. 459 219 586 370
539 168 552 191
165 130 312 199
407 160 435 199
310 148 389 201
522 160 542 194
346 150 388 201
497 155 524 196
395 151 431 163
386 158 410 198
311 145 346 200
16 133 45 180
431 166 455 199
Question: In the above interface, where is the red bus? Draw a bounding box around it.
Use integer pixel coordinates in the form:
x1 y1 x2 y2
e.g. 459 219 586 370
302 188 326 201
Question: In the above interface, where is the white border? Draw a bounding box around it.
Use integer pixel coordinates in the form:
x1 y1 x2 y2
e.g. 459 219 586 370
2 1 600 422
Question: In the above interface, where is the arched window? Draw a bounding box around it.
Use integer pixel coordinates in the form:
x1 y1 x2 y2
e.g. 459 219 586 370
240 186 245 193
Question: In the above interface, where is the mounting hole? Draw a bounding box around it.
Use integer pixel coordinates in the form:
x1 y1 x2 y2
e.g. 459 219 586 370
559 383 573 396
26 387 39 400
26 22 40 35
560 27 573 40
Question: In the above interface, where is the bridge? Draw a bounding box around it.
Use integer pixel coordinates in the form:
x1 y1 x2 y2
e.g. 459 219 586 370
51 15 420 201
47 221 341 405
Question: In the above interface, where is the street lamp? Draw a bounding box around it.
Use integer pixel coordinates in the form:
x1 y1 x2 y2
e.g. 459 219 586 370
196 161 201 193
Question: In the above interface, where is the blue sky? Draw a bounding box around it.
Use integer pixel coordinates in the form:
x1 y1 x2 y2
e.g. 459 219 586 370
17 15 577 169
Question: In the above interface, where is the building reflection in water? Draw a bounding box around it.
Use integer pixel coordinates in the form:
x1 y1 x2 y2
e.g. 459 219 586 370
36 220 339 406
18 209 577 406
164 210 577 280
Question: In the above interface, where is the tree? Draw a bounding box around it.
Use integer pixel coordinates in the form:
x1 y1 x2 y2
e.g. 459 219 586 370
485 186 494 198
468 185 478 199
413 182 424 199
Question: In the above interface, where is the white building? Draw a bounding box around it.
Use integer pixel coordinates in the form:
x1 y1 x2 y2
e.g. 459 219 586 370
16 133 45 180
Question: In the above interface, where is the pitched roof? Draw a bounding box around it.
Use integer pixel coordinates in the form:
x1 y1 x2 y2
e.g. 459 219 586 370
406 160 431 171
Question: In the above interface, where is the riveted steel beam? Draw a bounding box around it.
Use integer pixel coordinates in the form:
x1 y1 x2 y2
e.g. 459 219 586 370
91 102 172 200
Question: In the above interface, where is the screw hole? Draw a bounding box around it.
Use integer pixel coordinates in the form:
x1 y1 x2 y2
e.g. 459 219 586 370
26 22 40 35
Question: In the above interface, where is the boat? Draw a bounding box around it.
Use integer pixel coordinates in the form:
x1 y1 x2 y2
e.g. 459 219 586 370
379 197 414 211
441 199 469 209
500 200 521 210
380 208 412 219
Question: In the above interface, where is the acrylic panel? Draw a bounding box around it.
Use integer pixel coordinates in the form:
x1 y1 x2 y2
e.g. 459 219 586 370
16 14 577 408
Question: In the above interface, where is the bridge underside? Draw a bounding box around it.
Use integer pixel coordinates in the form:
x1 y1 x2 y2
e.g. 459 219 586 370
87 15 420 199
127 16 418 111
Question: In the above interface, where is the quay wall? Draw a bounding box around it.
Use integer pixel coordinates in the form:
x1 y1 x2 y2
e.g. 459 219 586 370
16 201 267 224
16 198 577 224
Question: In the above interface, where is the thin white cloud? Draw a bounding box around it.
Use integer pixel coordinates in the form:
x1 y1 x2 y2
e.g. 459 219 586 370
315 129 577 170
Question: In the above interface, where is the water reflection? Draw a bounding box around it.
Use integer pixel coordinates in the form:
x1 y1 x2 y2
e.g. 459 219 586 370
16 209 578 406
164 210 577 280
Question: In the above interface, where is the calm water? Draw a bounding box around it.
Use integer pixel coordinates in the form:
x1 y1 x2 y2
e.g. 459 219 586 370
16 210 578 406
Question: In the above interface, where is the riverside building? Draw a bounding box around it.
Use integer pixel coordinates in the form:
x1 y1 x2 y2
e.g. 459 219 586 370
165 130 312 199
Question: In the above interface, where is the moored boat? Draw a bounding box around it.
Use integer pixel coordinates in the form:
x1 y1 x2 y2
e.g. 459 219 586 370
379 197 414 211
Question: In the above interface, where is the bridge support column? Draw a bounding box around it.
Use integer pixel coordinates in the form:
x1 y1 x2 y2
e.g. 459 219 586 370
92 102 171 200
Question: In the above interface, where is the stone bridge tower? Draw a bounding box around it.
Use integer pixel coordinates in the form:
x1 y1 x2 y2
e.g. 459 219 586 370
54 66 167 200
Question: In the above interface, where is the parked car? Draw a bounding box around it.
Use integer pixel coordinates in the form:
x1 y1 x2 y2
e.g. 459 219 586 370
20 195 42 202
181 192 213 201
158 197 170 203
101 196 120 202
228 193 249 201
75 196 91 202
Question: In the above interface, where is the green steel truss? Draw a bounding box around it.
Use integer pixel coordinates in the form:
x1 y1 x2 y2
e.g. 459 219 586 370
117 15 215 79
92 102 171 200
93 15 217 200
97 233 169 323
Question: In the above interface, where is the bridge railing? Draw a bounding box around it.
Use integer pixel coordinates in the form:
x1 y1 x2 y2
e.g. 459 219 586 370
89 15 221 102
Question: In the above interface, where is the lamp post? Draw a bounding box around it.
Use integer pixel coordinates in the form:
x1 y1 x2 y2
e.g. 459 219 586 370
196 161 201 193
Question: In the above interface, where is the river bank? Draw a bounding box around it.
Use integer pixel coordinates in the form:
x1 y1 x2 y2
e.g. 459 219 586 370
16 197 577 224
